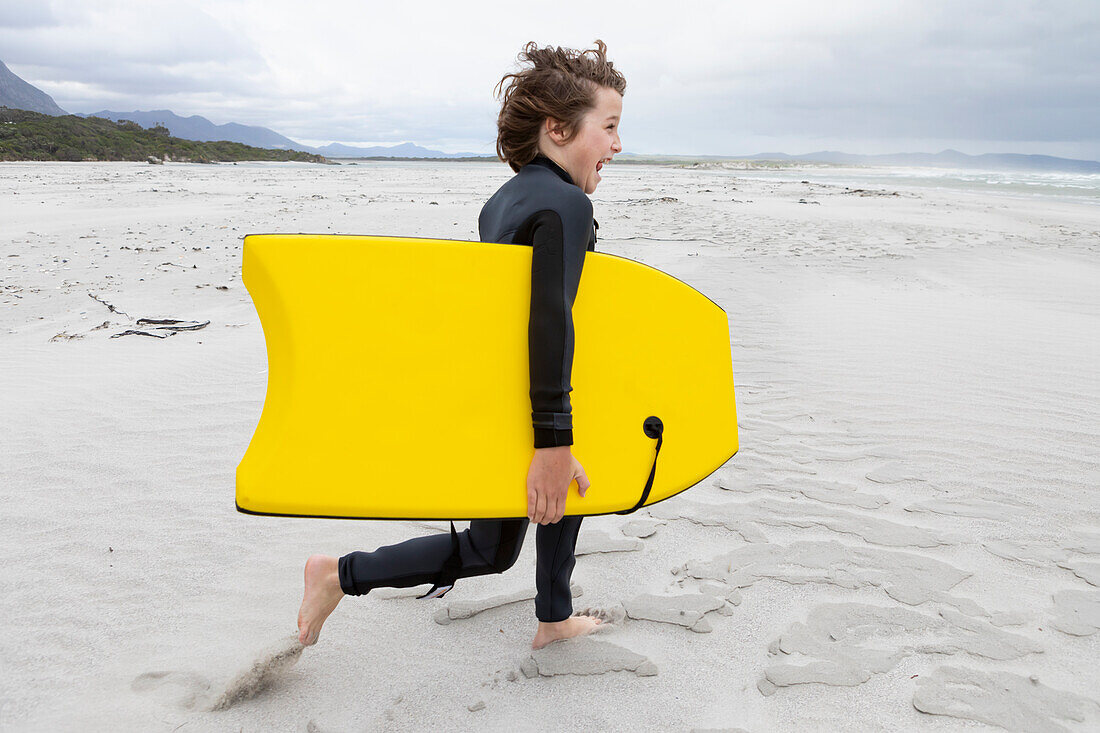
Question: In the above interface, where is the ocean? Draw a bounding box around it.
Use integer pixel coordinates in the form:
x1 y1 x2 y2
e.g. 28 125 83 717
711 165 1100 204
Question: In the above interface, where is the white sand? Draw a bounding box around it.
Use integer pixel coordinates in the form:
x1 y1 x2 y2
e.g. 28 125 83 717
2 159 1098 731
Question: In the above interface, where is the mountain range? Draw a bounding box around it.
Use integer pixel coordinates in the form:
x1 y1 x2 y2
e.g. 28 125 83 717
2 59 1098 170
722 150 1100 174
82 109 307 151
78 109 477 158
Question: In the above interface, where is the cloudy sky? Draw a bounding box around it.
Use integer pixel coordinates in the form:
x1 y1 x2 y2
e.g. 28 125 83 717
3 0 1099 159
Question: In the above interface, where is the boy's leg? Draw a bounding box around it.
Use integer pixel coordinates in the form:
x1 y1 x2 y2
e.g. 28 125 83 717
338 518 528 596
534 515 584 622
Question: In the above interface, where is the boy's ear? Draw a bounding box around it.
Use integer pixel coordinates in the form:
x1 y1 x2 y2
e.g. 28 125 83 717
544 117 571 146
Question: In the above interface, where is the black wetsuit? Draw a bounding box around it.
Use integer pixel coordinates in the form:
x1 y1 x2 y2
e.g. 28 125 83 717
338 155 597 622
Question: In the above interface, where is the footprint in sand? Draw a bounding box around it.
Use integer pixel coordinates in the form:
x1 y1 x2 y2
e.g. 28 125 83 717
130 670 211 710
520 638 657 678
575 529 644 555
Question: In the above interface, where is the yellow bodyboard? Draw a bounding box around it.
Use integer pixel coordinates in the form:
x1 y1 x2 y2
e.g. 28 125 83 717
237 234 737 519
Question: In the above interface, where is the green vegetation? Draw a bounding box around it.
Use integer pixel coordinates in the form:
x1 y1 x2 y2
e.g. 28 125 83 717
0 107 326 163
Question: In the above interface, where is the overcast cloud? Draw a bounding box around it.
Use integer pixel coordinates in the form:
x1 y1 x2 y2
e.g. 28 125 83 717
2 0 1098 159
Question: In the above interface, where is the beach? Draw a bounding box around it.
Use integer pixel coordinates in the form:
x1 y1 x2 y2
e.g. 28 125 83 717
2 159 1098 731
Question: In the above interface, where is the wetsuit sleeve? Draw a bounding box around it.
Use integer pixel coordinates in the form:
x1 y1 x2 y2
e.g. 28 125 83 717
525 198 593 448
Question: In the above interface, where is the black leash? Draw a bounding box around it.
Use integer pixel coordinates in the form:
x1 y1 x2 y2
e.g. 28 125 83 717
617 416 664 515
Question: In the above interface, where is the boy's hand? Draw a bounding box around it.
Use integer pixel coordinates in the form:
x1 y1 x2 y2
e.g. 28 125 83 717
526 446 590 525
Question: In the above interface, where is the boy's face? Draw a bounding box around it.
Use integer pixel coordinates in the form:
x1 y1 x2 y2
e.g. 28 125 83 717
559 86 623 195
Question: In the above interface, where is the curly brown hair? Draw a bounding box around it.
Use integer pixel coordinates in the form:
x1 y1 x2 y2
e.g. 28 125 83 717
494 40 626 172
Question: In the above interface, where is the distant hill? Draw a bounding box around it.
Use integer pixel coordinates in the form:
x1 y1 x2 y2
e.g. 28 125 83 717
315 141 488 158
728 149 1100 174
0 108 326 163
83 109 309 151
0 60 66 116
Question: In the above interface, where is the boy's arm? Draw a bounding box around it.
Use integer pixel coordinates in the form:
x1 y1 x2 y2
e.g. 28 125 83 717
526 196 594 449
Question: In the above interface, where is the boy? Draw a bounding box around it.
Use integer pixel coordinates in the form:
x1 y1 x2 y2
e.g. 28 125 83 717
298 40 625 650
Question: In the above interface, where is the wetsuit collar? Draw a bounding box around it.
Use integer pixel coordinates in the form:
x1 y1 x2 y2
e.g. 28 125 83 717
528 154 576 187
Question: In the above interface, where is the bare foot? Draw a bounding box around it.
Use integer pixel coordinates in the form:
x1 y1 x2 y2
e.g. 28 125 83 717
531 614 603 650
297 555 344 646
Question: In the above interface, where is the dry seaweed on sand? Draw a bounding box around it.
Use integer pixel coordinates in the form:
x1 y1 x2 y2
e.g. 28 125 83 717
111 318 210 339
